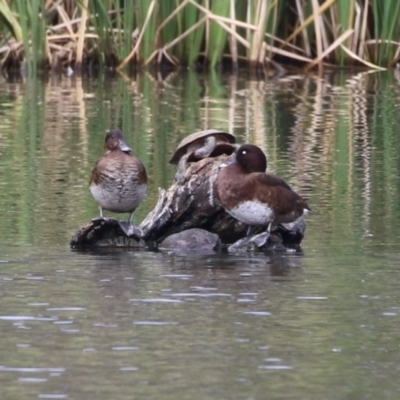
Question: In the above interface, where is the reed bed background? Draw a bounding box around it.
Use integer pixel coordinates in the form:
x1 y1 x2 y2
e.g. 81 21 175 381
1 0 400 74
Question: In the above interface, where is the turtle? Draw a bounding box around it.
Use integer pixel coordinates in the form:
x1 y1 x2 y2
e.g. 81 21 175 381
169 129 237 184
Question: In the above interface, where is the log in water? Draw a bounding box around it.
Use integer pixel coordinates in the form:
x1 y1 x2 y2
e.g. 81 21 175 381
70 155 306 251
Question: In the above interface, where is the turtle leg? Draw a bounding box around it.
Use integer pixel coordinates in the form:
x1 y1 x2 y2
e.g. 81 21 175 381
175 153 190 184
193 136 217 158
118 212 143 238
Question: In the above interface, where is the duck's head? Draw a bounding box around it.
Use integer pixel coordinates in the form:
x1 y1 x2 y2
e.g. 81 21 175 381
235 144 267 173
104 129 131 154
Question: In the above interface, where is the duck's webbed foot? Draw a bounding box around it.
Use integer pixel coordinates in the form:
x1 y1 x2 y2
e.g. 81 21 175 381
228 224 271 252
249 231 270 248
227 236 252 252
249 223 272 249
118 221 143 239
91 216 110 225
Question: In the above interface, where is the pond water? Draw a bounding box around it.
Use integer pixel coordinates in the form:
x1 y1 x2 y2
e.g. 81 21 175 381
1 69 400 399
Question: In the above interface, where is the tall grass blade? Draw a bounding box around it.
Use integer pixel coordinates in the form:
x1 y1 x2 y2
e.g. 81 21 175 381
249 0 268 66
15 0 29 70
118 0 156 69
183 1 205 66
32 0 46 69
0 0 22 41
378 0 400 65
76 0 89 70
137 0 158 63
340 45 386 70
87 0 113 64
306 29 354 70
208 0 230 68
369 0 400 65
229 0 237 67
159 0 180 56
295 0 311 56
311 0 323 71
335 0 354 65
358 0 369 59
283 0 335 46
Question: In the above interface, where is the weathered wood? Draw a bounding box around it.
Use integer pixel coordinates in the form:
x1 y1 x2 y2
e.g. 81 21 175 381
70 218 145 248
70 154 306 250
140 155 247 243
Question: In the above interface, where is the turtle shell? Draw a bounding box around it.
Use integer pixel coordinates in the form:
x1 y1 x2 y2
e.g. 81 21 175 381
169 129 236 164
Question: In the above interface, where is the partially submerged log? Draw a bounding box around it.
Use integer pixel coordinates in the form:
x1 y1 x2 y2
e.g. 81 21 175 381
70 218 145 248
140 155 247 243
70 154 306 251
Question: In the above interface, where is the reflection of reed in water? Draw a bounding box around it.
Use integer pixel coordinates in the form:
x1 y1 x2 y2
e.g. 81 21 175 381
345 72 371 237
33 77 92 242
2 70 400 246
43 76 89 169
210 70 393 245
282 72 372 239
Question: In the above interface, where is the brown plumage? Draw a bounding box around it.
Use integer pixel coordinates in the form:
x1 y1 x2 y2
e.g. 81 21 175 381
215 144 310 229
90 129 147 226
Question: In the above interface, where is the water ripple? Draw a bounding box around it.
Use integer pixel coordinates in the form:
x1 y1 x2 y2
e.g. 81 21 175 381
139 298 183 303
120 366 139 372
133 321 178 326
296 297 328 300
242 311 271 316
19 377 48 383
111 346 139 351
258 365 294 370
0 316 57 321
168 293 232 298
0 366 65 373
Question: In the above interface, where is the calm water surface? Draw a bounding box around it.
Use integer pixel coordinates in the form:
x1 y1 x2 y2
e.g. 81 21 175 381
1 70 400 399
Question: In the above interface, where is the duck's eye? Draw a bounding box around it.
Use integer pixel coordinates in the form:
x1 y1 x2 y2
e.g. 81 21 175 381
241 150 247 155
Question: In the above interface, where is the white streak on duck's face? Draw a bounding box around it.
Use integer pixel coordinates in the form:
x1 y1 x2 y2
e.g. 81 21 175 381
227 200 274 226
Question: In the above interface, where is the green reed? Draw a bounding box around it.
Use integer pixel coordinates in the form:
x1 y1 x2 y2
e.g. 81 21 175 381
335 0 354 65
87 0 113 63
12 0 45 73
371 0 400 66
1 0 400 72
182 2 205 66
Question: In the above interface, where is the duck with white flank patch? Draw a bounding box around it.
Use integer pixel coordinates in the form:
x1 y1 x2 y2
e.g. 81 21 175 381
214 144 311 249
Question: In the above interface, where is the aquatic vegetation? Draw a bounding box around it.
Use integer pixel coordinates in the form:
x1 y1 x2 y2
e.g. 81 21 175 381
0 0 399 73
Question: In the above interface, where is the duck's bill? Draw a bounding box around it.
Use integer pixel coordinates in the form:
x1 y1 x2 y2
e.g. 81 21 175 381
119 139 132 153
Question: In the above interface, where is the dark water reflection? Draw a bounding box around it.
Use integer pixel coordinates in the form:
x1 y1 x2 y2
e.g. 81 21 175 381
1 70 400 399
